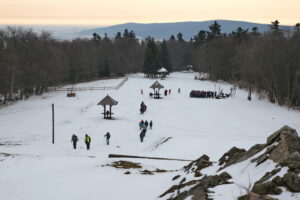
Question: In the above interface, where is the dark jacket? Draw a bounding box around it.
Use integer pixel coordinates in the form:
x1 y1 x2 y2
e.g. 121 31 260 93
105 132 111 139
71 135 78 142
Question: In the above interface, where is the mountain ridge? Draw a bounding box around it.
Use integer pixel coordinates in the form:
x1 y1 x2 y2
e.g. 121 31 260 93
78 19 291 40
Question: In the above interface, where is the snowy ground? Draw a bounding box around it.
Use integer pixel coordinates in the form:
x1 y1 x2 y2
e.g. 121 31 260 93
0 72 299 200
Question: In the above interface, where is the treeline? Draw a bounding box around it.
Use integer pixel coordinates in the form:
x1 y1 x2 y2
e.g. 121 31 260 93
0 28 143 103
190 20 300 107
1 20 300 107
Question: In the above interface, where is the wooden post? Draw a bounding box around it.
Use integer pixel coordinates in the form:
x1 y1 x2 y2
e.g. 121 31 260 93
103 105 106 119
52 104 55 144
109 105 112 118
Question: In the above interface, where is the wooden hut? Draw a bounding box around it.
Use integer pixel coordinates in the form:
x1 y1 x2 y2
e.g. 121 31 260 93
157 67 168 78
97 95 118 119
185 65 194 72
150 81 164 99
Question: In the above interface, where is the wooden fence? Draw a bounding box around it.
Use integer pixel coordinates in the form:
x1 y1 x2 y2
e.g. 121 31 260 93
49 77 128 92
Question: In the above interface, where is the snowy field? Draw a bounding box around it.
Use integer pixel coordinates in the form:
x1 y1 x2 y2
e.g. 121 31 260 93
0 72 300 200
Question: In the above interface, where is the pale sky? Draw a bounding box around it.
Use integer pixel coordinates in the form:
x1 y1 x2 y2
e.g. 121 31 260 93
0 0 299 26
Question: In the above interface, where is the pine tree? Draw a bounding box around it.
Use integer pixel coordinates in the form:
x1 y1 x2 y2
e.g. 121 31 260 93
177 32 184 41
207 21 223 40
270 20 280 32
115 32 121 40
295 23 300 32
123 29 129 38
169 35 176 41
232 27 248 39
103 59 110 77
143 38 160 76
193 30 207 46
128 31 136 40
92 33 101 41
159 40 172 72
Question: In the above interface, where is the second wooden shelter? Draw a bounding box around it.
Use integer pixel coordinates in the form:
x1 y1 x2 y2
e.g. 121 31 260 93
150 81 164 99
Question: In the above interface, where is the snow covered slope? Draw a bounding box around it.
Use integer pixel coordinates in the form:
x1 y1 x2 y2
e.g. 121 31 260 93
0 73 299 200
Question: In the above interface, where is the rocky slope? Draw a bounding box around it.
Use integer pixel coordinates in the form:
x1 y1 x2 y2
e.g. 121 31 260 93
160 126 300 200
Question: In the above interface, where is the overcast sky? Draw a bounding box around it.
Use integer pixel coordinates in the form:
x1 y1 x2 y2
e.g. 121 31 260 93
0 0 299 26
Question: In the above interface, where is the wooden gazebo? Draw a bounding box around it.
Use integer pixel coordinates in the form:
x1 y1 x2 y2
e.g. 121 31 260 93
97 95 118 119
150 81 164 99
157 67 168 78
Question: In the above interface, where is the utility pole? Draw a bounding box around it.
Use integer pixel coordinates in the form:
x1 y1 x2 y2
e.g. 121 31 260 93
52 104 55 144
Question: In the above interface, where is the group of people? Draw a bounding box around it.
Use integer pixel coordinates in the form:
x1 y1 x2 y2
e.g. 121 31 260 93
190 90 216 98
164 89 171 96
190 90 232 99
138 120 153 142
71 132 111 150
139 119 153 130
140 101 147 114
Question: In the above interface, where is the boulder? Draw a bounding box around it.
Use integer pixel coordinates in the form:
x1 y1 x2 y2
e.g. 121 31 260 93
279 151 300 172
252 181 282 195
267 126 298 145
184 154 212 174
238 192 278 200
219 144 267 170
271 176 285 187
161 172 232 200
255 168 281 184
269 130 300 164
218 147 246 166
283 171 300 192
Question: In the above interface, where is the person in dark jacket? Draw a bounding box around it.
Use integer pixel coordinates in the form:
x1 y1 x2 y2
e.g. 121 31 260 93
84 134 91 150
144 120 148 129
149 120 153 129
104 132 111 145
140 128 146 142
71 134 78 149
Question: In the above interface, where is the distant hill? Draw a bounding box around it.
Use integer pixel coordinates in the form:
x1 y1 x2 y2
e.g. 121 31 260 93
78 20 291 40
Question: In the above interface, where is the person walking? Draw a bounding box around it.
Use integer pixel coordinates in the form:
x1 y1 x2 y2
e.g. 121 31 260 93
139 120 144 130
144 120 149 129
104 132 111 145
178 88 181 93
140 128 146 143
149 120 153 129
141 89 143 95
71 134 78 149
84 134 91 150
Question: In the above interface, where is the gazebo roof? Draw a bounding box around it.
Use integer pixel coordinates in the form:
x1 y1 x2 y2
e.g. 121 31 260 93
157 67 168 73
150 81 164 89
97 95 118 106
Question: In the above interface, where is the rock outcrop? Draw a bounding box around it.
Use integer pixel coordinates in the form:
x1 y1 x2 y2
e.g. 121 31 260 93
160 126 300 200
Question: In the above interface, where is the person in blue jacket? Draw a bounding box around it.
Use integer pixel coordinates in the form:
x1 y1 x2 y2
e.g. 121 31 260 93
140 128 146 142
